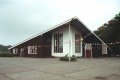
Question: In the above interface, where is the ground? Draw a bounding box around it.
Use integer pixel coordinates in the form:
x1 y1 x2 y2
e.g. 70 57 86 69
0 57 120 80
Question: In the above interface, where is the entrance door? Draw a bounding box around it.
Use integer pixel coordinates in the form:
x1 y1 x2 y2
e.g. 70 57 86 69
85 44 92 58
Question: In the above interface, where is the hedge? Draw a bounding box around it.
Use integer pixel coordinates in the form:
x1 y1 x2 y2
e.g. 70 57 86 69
0 53 15 57
60 55 77 61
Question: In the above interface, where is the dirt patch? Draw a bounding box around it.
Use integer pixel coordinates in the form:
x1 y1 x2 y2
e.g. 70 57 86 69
94 74 120 80
94 76 108 80
110 73 120 77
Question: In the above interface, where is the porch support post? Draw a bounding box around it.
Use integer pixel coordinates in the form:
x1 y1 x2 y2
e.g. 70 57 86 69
81 38 83 57
68 21 71 61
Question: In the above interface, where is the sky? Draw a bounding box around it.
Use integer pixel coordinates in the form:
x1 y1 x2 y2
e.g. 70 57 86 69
0 0 120 46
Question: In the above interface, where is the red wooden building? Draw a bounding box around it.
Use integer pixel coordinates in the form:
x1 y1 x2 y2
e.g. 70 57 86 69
9 17 110 58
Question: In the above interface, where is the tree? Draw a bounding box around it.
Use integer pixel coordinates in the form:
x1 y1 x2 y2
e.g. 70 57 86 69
0 44 11 54
94 12 120 55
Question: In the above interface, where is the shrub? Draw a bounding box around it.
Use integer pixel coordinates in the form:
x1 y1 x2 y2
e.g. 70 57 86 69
60 54 77 61
0 53 15 57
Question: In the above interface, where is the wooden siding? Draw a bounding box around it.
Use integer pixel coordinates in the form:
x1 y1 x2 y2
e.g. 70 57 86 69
10 32 52 58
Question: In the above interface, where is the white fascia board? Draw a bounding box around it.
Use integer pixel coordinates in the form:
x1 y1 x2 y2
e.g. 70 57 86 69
75 17 110 49
9 17 74 50
9 16 110 50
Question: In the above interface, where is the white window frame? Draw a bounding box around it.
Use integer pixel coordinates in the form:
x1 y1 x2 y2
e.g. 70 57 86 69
75 34 81 53
54 33 63 53
28 46 37 54
13 48 18 54
102 44 108 54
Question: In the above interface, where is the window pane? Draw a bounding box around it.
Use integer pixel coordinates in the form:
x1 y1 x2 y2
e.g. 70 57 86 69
28 46 37 54
54 34 63 53
75 34 81 53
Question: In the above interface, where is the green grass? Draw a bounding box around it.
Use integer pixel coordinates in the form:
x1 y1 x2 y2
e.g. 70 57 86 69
0 52 15 57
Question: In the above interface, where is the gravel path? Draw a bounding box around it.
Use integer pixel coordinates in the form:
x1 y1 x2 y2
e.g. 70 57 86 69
0 57 120 80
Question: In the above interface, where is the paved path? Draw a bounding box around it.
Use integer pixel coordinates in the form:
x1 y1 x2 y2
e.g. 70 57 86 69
0 57 120 80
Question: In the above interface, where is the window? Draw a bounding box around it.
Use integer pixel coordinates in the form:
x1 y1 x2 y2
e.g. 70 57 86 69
20 48 24 52
13 48 18 54
102 44 107 54
75 34 81 53
54 34 63 53
85 44 92 50
28 46 37 54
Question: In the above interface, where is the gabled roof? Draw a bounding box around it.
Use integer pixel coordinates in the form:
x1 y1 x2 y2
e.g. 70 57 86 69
9 17 109 50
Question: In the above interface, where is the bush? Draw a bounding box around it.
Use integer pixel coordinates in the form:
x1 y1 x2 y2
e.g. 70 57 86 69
60 54 77 61
0 53 15 57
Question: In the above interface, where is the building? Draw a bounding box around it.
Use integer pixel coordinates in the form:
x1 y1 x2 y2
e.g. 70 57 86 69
9 17 110 58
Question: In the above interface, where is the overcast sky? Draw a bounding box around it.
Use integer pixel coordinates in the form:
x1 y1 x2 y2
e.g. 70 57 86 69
0 0 120 46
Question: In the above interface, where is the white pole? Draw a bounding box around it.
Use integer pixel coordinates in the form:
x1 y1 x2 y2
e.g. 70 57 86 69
81 38 83 57
69 21 71 61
